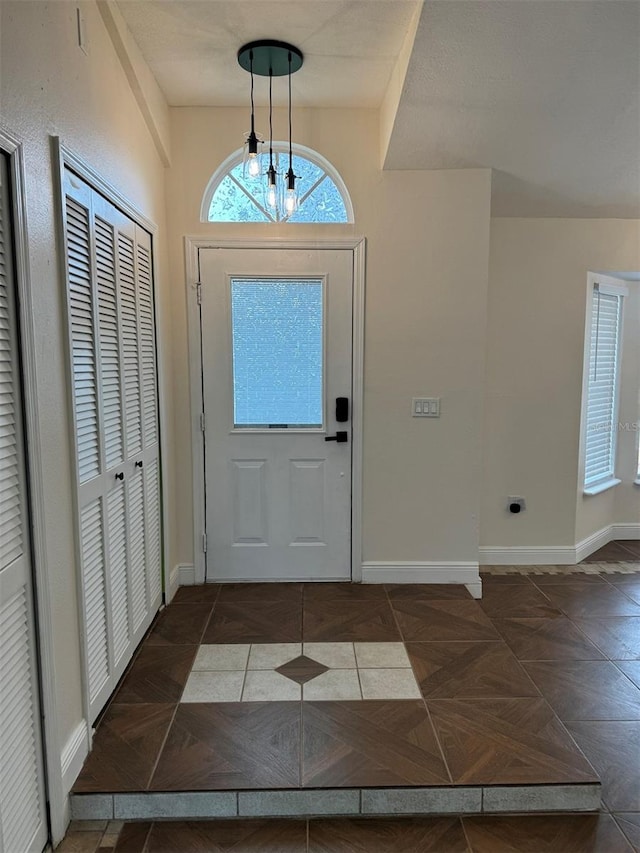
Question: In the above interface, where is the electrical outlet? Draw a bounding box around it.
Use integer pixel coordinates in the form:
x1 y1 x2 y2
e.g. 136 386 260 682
507 496 526 513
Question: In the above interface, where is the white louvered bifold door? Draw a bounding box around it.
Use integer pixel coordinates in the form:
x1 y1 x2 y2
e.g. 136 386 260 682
63 170 162 722
0 155 48 853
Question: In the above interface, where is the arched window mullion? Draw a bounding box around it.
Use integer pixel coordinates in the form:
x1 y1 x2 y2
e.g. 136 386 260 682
227 173 276 223
280 175 327 223
298 174 327 208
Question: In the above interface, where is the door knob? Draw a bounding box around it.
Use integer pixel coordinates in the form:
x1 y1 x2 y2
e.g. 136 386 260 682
324 431 348 443
135 460 143 468
115 472 124 481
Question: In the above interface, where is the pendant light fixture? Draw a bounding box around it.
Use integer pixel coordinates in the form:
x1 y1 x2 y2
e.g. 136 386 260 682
237 40 304 219
242 49 263 179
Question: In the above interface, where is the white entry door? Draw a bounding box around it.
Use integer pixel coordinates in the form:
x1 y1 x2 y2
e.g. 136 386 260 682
200 248 353 582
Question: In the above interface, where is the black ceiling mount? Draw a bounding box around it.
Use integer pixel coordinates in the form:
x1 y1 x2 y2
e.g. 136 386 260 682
238 40 304 77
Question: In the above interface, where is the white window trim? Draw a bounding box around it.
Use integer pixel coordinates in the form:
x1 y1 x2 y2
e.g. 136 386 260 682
584 477 622 496
579 273 628 496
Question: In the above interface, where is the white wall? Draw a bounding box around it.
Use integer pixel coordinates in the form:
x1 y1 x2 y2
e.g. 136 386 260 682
483 219 640 551
166 106 492 571
0 0 171 818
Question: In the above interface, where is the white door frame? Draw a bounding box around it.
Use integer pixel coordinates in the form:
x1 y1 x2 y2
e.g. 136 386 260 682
185 237 365 585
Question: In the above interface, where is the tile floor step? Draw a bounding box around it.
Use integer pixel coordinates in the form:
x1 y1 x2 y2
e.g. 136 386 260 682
70 783 601 821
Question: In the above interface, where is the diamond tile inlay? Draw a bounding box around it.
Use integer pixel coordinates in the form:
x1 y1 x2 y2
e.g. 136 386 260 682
276 654 330 685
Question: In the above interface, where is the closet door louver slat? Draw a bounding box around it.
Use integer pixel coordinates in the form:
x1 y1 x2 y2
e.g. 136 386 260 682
66 197 100 483
119 233 142 458
80 498 109 703
137 241 158 448
128 467 147 632
0 585 46 853
96 216 124 471
106 480 130 666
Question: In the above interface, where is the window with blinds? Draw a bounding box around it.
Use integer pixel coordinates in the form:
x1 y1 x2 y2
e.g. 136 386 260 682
583 282 627 492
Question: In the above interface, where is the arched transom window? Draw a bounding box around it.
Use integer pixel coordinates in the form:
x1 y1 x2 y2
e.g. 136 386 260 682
201 143 354 224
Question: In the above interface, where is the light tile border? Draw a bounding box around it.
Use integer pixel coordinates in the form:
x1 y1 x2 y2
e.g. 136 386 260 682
354 642 411 668
302 669 362 701
359 668 422 700
361 787 481 815
113 792 237 819
70 794 114 820
239 790 360 816
193 644 250 671
482 562 640 576
181 670 245 703
248 644 302 670
185 642 422 703
482 784 601 813
302 642 356 669
242 670 301 701
71 782 601 820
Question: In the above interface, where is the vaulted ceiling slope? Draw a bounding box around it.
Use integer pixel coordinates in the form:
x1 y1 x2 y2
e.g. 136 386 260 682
117 0 640 217
386 1 640 217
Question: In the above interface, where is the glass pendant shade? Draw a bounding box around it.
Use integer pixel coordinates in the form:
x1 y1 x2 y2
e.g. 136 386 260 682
242 130 263 179
265 163 278 210
284 166 298 214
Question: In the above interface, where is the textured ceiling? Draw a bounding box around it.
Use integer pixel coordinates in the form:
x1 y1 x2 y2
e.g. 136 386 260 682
386 0 640 217
117 0 640 216
115 0 418 107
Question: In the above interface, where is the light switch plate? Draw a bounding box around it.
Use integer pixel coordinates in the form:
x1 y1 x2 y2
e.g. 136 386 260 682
412 397 440 417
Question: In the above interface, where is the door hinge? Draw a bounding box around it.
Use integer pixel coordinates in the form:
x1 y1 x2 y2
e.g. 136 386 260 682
196 282 202 305
200 412 206 432
202 533 207 553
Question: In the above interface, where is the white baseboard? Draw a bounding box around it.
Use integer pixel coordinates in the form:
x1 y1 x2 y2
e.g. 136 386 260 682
482 524 640 566
611 523 640 540
575 527 612 564
167 565 180 602
480 546 578 566
361 562 482 598
61 720 89 795
173 563 195 587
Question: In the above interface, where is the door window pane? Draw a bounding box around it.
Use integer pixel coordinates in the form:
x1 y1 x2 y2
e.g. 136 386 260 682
231 278 323 428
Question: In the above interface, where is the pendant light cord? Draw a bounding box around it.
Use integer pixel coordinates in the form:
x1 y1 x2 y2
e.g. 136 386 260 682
288 52 293 169
269 67 274 168
250 51 255 134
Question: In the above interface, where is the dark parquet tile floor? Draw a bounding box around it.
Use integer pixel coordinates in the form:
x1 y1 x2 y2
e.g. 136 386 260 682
63 813 637 852
70 547 640 851
301 700 451 787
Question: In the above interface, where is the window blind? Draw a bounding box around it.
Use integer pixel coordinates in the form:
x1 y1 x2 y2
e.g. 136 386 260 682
584 286 624 488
